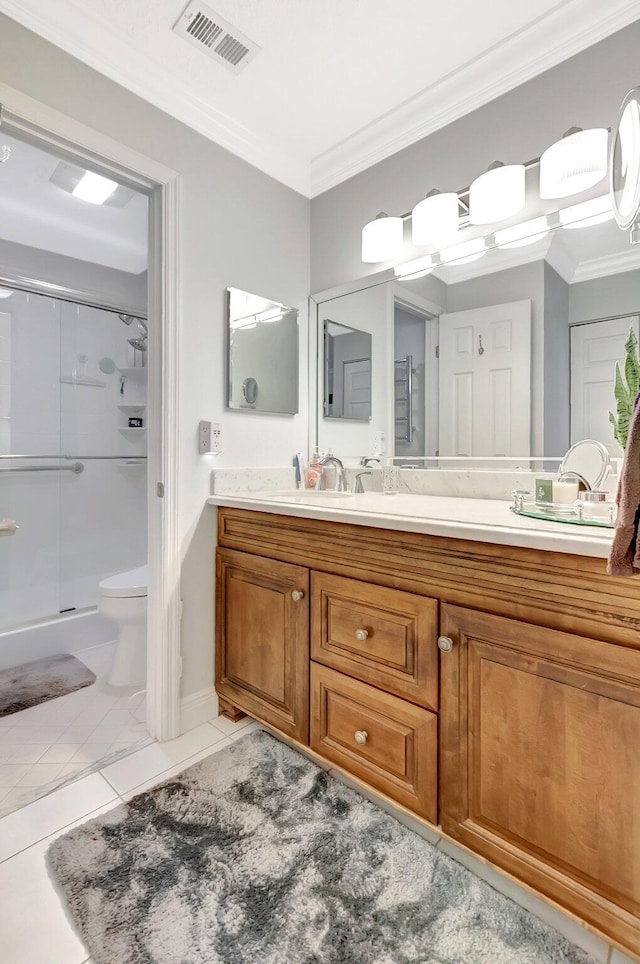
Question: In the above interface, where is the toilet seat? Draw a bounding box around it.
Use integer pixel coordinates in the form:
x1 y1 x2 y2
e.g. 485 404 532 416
99 565 148 599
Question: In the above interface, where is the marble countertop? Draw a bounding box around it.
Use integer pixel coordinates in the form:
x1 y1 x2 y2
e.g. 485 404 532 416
207 490 615 559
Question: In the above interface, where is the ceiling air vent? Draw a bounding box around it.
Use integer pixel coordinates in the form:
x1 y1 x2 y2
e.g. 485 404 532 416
173 1 260 74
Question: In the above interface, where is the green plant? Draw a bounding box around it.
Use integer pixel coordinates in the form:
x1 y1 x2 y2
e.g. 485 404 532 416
609 328 640 449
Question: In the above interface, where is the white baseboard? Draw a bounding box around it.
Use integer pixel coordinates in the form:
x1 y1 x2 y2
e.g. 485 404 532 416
180 686 218 733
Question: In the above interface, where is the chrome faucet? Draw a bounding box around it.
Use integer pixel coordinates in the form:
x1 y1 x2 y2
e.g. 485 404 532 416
317 455 348 491
353 471 372 493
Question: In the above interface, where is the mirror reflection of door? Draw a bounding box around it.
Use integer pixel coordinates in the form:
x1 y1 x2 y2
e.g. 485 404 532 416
324 320 372 420
570 315 640 454
343 358 371 418
438 300 532 457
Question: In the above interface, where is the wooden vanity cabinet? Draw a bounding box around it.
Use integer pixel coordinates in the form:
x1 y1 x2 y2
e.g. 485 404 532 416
440 604 640 953
215 547 309 742
216 507 640 957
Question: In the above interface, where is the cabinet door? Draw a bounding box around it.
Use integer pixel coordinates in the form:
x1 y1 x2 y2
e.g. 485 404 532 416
216 548 309 743
440 603 640 955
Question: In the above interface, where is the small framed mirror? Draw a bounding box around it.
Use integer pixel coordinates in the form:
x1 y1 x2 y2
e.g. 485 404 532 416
610 86 640 234
323 319 372 420
227 287 299 415
560 439 610 491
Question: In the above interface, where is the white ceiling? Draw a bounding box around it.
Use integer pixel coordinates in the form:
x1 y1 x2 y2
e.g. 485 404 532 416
1 0 640 196
0 134 148 274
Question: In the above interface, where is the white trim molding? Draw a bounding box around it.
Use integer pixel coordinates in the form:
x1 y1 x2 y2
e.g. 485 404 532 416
180 687 219 733
310 0 640 196
0 0 310 196
571 246 640 282
2 0 640 198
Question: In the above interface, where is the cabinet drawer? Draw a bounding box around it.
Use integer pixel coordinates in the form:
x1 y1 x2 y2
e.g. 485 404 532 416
311 572 438 709
311 662 437 821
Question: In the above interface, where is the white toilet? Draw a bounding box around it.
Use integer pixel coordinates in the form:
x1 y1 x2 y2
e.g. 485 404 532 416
98 565 148 687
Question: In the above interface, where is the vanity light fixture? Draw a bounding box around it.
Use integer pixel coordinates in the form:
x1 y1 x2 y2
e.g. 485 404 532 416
468 162 525 225
71 171 119 205
559 194 613 229
361 212 404 263
440 237 486 265
494 215 550 249
539 127 608 199
411 190 459 247
394 255 434 280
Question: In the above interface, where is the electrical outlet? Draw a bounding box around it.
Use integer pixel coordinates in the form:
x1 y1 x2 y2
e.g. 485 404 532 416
372 431 386 456
211 422 222 454
198 420 211 454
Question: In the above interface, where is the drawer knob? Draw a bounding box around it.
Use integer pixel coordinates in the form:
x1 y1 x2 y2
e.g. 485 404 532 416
354 730 368 745
291 590 305 602
355 628 369 641
438 635 454 653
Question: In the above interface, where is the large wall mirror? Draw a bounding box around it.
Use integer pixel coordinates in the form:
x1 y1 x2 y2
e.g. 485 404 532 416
227 287 299 415
312 211 640 459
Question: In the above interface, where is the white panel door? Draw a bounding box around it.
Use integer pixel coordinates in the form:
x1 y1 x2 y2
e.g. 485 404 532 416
438 300 531 456
570 315 639 454
343 358 371 419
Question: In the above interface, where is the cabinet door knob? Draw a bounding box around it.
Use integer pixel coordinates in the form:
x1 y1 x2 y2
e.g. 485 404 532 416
354 730 368 745
355 628 369 641
438 635 454 653
291 590 304 602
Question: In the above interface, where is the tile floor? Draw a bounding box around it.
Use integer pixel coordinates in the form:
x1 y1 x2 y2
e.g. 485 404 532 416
0 712 634 964
0 646 151 817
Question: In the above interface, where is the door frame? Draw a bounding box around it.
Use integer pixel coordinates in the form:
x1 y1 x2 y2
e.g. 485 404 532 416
0 82 182 741
391 285 441 458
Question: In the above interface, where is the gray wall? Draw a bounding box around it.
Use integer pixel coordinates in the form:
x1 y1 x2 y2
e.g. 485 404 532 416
0 238 147 314
310 21 640 292
0 16 310 706
569 269 640 324
543 264 570 456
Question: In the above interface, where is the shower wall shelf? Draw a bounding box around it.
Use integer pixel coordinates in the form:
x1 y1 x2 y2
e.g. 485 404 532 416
118 427 146 437
117 367 147 379
60 375 106 387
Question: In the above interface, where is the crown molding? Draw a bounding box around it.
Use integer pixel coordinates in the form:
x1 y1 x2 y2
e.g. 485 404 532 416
1 0 640 201
571 245 640 282
0 0 311 196
310 0 640 197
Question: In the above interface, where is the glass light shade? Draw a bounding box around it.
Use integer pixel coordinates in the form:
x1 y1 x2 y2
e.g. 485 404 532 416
440 237 486 265
559 195 613 229
494 216 550 249
361 215 404 263
394 256 434 280
539 128 608 199
411 192 459 246
469 165 525 224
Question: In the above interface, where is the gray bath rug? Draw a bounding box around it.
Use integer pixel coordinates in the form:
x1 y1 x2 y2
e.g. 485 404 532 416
48 730 595 964
0 653 96 717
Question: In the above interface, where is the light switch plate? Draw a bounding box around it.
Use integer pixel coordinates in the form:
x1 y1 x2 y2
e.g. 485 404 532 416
211 422 222 454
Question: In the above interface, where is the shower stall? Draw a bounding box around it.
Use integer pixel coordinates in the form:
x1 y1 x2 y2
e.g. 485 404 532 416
0 284 148 669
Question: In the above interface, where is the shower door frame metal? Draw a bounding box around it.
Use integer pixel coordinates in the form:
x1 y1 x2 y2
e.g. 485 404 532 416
0 84 183 742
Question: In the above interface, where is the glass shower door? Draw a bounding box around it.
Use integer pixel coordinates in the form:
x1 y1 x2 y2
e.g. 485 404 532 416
0 287 64 631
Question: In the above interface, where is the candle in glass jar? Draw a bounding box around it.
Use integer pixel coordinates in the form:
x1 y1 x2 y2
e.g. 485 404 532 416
552 479 579 504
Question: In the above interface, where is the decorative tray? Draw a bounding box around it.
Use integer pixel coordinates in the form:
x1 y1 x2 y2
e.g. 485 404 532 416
510 492 616 528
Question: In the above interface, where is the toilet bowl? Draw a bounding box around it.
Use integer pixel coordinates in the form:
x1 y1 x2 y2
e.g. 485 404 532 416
98 565 148 687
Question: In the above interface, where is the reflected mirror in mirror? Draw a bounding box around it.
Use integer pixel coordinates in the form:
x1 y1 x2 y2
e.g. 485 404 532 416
227 287 299 415
313 211 640 460
323 319 372 420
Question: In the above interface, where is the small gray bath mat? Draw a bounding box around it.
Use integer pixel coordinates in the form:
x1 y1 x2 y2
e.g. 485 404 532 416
0 653 96 717
48 730 596 964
